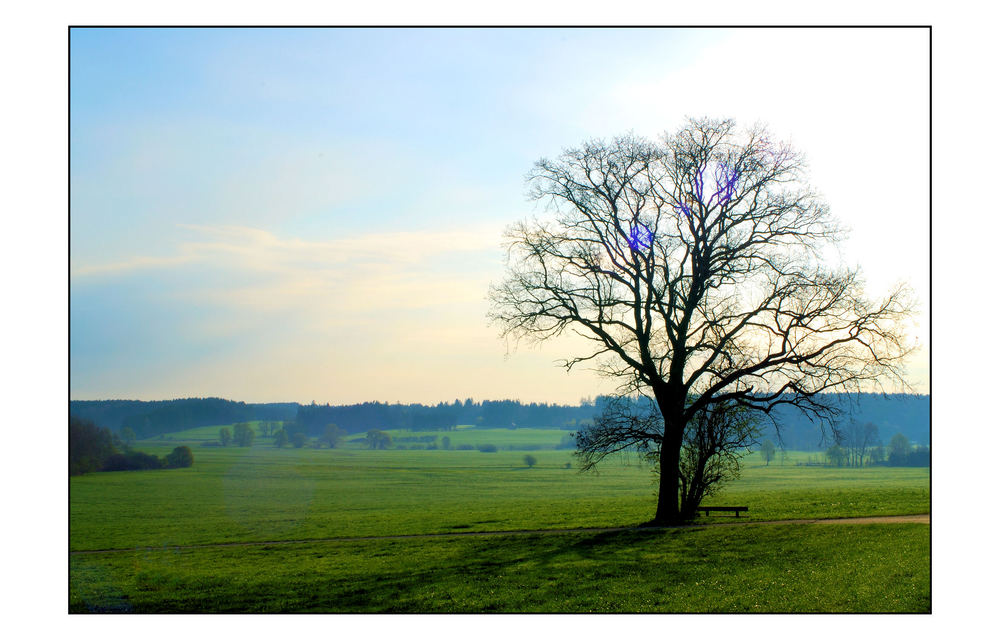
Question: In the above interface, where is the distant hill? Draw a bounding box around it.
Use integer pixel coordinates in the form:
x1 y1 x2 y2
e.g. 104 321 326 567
69 398 298 440
760 394 929 449
291 399 598 436
70 393 928 449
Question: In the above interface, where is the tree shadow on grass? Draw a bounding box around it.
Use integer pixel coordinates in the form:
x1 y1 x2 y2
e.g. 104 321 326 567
535 526 685 564
292 531 666 612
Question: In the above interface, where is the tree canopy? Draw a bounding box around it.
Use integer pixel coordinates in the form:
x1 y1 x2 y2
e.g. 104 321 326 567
365 429 392 450
233 423 255 447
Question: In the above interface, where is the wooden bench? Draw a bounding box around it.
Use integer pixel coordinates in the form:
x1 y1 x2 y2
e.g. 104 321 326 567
700 506 749 517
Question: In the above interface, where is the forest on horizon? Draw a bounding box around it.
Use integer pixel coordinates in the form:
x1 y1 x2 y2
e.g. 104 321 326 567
70 393 929 451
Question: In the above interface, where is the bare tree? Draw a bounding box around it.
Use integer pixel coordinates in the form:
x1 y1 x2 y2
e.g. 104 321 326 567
321 423 345 449
489 118 912 524
365 429 392 450
120 426 136 449
274 428 289 448
760 439 776 466
841 421 879 467
233 423 255 447
826 444 847 467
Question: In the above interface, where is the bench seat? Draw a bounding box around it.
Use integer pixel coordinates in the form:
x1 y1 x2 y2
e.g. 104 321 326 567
700 506 749 517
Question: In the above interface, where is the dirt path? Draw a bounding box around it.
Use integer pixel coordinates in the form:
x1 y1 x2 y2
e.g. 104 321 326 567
70 514 929 556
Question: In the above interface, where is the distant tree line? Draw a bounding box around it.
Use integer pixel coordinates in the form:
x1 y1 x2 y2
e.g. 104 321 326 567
70 394 928 451
886 432 930 467
822 428 929 468
70 398 298 440
226 421 348 450
291 399 600 436
760 394 929 451
69 416 193 475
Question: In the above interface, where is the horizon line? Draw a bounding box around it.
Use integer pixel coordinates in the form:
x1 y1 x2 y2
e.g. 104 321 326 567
69 391 931 406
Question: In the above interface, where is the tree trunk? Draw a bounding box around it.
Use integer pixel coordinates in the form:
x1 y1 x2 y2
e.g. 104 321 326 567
652 422 684 525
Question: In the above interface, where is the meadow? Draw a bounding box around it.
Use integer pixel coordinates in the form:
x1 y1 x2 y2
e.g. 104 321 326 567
69 423 930 613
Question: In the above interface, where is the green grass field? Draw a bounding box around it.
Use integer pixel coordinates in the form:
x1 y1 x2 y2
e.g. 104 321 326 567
70 426 930 613
70 524 929 613
147 422 572 449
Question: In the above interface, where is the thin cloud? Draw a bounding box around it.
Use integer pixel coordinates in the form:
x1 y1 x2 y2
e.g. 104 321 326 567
71 254 199 277
74 223 501 276
73 223 504 318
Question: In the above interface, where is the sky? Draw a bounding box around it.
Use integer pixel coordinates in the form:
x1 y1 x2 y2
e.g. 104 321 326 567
69 27 930 404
